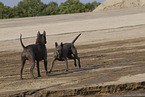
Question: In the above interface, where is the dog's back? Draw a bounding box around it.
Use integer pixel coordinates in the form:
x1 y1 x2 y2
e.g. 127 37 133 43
22 44 46 61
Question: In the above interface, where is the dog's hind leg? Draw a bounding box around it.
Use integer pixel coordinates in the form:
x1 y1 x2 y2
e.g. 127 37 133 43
30 61 35 79
29 56 36 79
73 58 77 67
77 57 81 68
36 61 41 77
71 46 81 68
20 58 26 79
73 54 81 68
68 54 77 67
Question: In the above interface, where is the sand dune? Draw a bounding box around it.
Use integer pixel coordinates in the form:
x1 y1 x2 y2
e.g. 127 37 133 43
94 0 145 11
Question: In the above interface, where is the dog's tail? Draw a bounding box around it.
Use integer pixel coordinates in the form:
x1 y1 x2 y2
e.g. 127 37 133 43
20 34 26 49
72 33 81 44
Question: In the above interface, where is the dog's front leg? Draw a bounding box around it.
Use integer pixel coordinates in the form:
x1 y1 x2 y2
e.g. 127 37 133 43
64 58 68 71
44 59 48 75
49 58 56 73
37 60 41 77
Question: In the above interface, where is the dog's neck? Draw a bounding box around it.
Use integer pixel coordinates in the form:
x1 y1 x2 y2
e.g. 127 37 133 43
36 41 45 45
35 34 46 45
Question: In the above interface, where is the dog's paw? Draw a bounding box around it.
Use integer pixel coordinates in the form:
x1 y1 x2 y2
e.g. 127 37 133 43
34 77 37 79
38 75 41 77
79 64 81 68
32 76 37 79
46 71 49 74
74 64 77 67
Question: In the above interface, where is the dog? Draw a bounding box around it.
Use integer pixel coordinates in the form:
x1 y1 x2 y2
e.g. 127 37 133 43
20 31 48 79
49 33 81 73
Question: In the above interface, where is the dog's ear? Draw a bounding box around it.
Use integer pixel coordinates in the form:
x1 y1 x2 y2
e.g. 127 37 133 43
37 31 40 36
43 30 46 37
60 42 63 47
55 42 58 47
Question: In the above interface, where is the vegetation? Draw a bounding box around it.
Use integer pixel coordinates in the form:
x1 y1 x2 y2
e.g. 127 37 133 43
0 0 101 19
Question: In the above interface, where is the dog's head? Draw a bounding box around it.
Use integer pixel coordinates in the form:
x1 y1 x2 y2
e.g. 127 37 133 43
54 42 63 58
36 31 47 44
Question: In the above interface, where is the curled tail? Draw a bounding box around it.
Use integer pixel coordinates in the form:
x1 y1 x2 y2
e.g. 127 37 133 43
72 33 81 44
20 34 26 49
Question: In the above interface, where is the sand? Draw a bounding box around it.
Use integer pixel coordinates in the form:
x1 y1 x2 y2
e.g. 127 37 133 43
93 0 145 12
0 7 145 52
1 7 145 96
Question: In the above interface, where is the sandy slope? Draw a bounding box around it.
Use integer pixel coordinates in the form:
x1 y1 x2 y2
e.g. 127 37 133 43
0 7 145 52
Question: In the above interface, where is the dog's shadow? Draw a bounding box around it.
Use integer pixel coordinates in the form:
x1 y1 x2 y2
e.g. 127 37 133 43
48 65 102 77
12 66 102 96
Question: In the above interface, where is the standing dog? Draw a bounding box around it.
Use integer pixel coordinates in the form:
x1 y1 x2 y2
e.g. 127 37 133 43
49 33 81 73
20 31 48 79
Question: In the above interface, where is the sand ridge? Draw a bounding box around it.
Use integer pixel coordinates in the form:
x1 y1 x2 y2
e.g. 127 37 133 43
94 0 145 11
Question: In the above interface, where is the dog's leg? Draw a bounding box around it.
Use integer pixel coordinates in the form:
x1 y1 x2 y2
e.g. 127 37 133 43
74 55 81 68
29 56 36 79
73 55 81 68
36 61 41 77
77 57 81 68
30 61 35 79
44 59 48 75
49 58 56 73
20 58 26 79
64 58 68 71
68 55 77 67
71 46 81 68
73 58 77 67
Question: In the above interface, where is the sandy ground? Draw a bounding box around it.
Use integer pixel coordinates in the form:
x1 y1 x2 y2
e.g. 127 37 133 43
1 7 145 96
1 7 145 52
